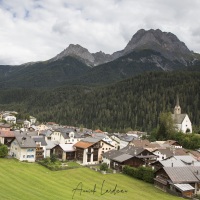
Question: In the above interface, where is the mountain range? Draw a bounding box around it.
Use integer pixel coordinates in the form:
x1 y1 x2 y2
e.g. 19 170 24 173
0 29 200 88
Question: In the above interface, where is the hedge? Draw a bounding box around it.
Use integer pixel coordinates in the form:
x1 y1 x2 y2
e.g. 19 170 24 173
123 165 154 183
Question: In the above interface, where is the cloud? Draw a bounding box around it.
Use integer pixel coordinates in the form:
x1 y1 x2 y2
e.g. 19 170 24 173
0 0 200 65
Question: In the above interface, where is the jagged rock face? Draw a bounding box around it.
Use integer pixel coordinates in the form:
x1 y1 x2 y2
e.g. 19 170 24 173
92 51 112 66
123 29 192 64
53 44 95 66
52 44 113 66
52 29 196 67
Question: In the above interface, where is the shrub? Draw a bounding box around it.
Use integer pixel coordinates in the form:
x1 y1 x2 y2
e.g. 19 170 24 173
50 154 57 163
123 165 154 183
0 144 8 158
100 163 108 171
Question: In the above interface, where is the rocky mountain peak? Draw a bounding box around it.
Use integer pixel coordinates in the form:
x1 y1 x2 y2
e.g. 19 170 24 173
123 29 192 63
52 44 95 66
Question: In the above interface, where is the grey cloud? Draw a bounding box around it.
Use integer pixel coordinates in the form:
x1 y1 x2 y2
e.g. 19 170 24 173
0 0 200 65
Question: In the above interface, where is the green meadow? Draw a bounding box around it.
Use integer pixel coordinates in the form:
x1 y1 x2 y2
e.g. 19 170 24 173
0 159 180 200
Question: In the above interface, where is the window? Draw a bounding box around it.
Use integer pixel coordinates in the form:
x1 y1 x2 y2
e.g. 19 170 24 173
27 155 34 158
27 149 34 152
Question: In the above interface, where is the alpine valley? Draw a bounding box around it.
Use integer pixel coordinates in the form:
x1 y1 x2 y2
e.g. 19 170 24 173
0 29 200 132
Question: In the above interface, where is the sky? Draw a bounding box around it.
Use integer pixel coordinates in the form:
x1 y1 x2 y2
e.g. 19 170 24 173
0 0 200 65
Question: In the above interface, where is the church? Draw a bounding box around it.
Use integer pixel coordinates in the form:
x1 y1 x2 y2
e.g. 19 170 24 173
172 96 192 133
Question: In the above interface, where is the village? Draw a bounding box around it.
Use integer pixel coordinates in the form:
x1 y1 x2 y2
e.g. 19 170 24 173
0 99 199 199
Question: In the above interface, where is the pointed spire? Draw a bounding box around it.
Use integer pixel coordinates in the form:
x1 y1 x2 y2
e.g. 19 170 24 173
174 94 181 115
176 94 180 107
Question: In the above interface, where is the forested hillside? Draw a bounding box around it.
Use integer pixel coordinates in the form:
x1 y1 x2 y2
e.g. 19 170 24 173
0 71 199 132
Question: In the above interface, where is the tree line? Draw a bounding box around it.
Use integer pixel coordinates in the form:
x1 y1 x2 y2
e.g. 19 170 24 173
0 71 199 133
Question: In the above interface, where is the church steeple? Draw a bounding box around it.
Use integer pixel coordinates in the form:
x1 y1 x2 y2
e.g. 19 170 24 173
174 95 181 114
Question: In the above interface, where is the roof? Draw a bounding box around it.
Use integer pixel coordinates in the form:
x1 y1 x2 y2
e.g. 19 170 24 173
74 141 94 149
15 136 36 148
173 155 197 164
40 129 52 137
0 130 15 137
59 144 75 152
164 140 180 145
174 148 188 156
163 167 199 183
155 148 173 158
102 150 124 159
131 140 151 147
81 137 101 143
120 146 145 156
120 135 135 142
112 154 133 162
32 136 47 146
46 140 59 150
160 159 186 167
0 123 12 128
174 184 195 191
172 114 187 124
189 151 200 159
94 129 103 133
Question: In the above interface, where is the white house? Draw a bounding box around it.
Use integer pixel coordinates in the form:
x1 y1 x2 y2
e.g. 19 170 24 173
74 137 114 165
29 116 37 125
172 95 192 133
51 128 83 144
10 135 36 162
3 115 16 124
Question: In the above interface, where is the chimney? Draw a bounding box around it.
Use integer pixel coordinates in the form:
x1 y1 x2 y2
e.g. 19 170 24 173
192 160 194 166
171 162 173 167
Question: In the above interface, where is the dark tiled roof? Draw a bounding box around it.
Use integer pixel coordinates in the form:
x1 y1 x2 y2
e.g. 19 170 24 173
15 136 36 148
164 167 199 183
131 139 150 147
32 136 47 146
81 137 101 143
112 154 133 162
120 146 144 156
172 114 187 124
102 150 124 159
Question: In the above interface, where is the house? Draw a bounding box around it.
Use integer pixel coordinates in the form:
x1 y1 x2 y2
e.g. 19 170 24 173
24 120 31 128
153 148 188 161
45 140 58 157
163 140 182 148
154 166 200 198
111 133 134 149
73 137 114 165
2 114 16 124
10 135 36 162
102 150 124 168
126 131 147 139
0 130 15 146
51 144 75 161
51 128 84 144
109 134 121 150
102 146 157 171
172 95 192 133
0 123 12 131
152 155 199 171
29 116 37 125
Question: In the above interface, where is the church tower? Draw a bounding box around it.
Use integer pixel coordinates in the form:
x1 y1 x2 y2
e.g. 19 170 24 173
174 95 181 115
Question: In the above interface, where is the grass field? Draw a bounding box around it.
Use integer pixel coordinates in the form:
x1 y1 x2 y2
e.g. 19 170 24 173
0 158 181 200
